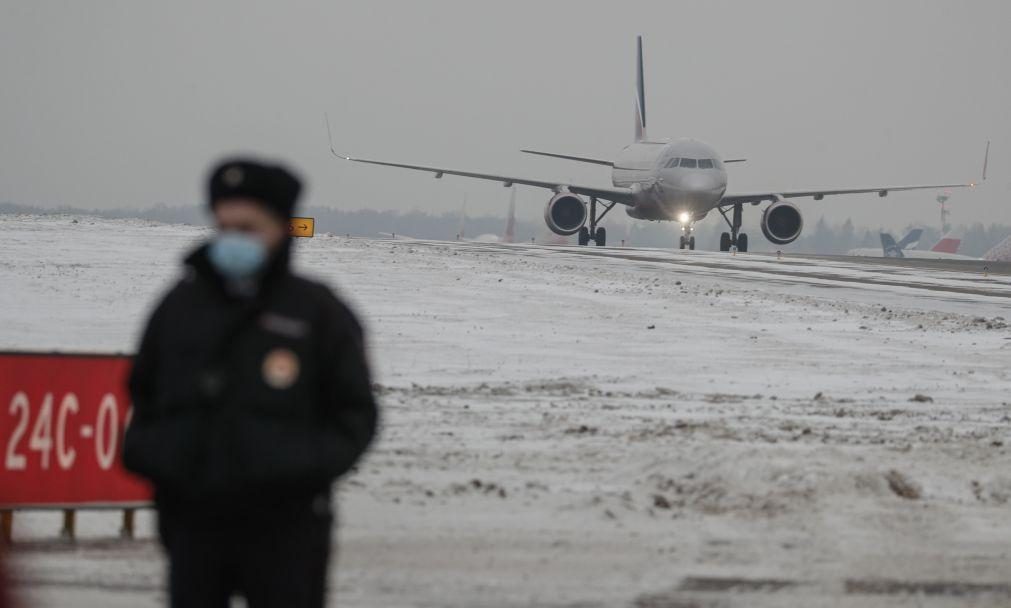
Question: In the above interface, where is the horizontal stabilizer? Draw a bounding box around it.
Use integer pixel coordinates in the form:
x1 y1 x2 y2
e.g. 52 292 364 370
520 149 614 166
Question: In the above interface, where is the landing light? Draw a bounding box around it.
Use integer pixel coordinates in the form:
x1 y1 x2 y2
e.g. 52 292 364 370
678 212 691 224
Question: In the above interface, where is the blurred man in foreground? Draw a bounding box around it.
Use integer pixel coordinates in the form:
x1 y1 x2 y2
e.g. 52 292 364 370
124 158 377 607
0 548 10 608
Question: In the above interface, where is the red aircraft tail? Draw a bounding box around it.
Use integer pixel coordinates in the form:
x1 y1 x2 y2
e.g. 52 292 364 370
931 233 962 254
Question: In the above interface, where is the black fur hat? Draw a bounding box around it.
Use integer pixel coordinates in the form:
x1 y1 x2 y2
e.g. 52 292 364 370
208 158 302 219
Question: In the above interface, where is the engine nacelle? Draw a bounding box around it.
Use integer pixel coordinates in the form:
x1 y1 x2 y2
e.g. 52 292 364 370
761 199 803 245
544 193 587 236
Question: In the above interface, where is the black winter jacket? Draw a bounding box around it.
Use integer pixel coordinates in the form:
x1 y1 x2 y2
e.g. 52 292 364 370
123 242 377 508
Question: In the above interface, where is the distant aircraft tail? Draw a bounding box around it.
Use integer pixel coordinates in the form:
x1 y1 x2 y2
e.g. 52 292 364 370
895 228 923 251
983 235 1011 262
634 35 646 142
880 233 904 258
931 233 962 254
504 187 516 243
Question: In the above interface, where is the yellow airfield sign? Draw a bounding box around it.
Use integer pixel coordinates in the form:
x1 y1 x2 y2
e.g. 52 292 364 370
289 217 315 238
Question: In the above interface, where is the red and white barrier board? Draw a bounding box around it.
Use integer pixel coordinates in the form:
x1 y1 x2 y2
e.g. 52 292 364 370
0 352 151 508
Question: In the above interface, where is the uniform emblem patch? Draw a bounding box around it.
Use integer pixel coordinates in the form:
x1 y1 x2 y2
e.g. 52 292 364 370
262 348 300 389
222 166 244 186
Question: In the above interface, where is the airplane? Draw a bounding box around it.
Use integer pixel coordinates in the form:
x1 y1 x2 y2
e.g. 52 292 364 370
983 236 1011 262
848 230 974 259
328 37 987 252
882 229 925 257
461 187 517 243
381 188 518 242
847 227 922 257
896 232 1011 262
894 232 1011 262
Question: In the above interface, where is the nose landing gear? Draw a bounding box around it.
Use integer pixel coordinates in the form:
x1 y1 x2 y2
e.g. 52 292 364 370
678 222 696 250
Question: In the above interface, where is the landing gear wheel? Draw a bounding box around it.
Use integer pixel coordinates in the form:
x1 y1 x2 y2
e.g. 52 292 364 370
578 227 590 246
718 203 746 254
679 236 686 250
688 236 696 251
595 227 606 247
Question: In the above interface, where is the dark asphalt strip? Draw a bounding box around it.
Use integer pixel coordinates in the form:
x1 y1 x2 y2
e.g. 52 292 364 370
558 247 1011 299
418 239 1011 300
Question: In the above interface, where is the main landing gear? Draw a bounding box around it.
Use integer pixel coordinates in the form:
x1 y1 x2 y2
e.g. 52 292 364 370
717 202 749 252
578 226 606 246
578 196 614 247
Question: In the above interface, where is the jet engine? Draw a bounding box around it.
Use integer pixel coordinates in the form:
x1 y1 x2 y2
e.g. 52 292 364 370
760 199 803 245
544 193 587 236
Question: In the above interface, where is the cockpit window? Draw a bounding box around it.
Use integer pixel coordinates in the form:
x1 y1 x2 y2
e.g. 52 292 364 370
679 158 697 168
698 159 714 169
665 157 679 168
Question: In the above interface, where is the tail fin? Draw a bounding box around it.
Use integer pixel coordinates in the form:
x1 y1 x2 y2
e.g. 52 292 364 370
931 233 962 254
634 35 646 142
983 235 1011 262
504 187 516 243
880 233 903 258
895 228 923 250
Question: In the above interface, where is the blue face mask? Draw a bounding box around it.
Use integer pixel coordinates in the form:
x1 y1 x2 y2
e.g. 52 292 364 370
207 232 267 280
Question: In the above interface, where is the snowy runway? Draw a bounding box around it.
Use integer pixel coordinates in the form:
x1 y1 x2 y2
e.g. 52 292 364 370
3 215 1011 607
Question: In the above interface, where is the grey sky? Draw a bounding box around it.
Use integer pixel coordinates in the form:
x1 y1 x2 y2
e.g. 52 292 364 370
2 1 1008 233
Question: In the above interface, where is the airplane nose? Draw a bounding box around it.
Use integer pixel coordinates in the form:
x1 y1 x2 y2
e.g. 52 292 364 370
682 173 719 192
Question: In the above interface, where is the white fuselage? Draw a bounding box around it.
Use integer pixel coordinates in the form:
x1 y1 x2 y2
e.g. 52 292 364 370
847 248 977 260
612 138 728 223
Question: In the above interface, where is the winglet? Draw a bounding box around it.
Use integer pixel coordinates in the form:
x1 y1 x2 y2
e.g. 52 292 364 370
324 113 351 160
982 140 990 182
634 35 646 142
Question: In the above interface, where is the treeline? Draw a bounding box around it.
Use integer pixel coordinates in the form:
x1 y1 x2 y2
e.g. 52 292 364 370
0 201 209 226
2 201 1008 256
0 201 524 241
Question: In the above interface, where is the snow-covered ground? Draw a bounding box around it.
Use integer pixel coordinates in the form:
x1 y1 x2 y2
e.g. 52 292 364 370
3 214 1011 607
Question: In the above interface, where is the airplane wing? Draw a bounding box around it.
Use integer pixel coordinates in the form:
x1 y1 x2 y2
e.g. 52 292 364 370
721 143 988 206
719 183 973 207
333 152 638 206
520 149 614 166
519 149 746 167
